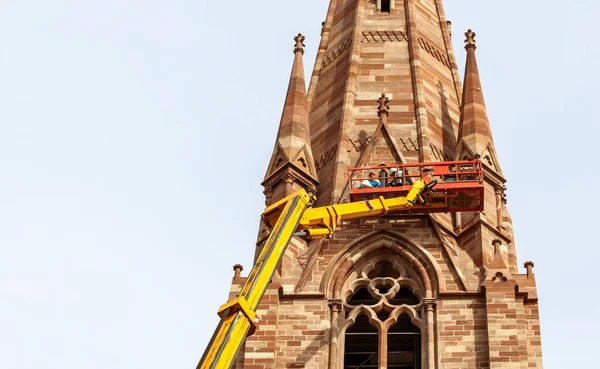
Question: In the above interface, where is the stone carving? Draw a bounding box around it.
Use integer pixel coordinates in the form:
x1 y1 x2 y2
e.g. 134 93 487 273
328 299 343 314
492 272 508 283
321 37 352 68
315 144 338 171
362 30 408 43
418 36 451 69
399 138 419 151
297 156 308 168
430 143 451 161
483 153 494 167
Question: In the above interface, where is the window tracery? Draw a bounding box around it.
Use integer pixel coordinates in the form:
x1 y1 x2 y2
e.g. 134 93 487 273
341 255 424 369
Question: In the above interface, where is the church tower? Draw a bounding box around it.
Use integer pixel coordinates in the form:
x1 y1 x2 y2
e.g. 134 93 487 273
230 1 543 368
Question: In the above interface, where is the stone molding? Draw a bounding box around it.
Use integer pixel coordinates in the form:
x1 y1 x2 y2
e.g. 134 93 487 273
321 37 352 68
361 30 408 43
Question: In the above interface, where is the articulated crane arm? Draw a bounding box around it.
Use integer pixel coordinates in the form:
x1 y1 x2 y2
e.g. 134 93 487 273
197 179 437 369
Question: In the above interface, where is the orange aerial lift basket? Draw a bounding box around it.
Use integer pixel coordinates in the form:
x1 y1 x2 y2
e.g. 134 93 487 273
348 160 484 213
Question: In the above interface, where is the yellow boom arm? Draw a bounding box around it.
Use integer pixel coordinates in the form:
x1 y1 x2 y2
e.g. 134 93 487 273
263 178 442 239
197 179 436 369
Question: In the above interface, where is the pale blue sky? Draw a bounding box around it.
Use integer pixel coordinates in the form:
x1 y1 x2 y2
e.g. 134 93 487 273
1 1 598 368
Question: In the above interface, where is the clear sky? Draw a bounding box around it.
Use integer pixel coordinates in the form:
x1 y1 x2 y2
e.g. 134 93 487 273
1 1 598 368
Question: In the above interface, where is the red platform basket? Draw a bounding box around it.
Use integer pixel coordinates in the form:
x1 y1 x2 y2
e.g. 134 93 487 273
348 160 484 214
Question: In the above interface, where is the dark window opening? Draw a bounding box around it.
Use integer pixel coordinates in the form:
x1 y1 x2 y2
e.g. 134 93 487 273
348 288 378 306
378 286 390 294
389 287 421 306
388 315 421 369
381 0 391 13
377 309 391 322
375 278 394 296
345 315 379 368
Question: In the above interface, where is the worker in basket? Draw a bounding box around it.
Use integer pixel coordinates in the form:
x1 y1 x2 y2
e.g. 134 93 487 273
358 172 381 189
388 167 403 187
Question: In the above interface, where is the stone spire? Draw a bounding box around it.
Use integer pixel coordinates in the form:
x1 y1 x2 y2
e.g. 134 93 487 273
229 4 543 369
456 30 503 175
263 34 318 200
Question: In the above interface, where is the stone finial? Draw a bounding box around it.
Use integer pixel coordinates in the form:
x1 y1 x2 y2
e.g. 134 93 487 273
524 261 535 279
233 264 244 279
524 261 535 269
464 29 477 50
294 33 306 54
377 93 390 117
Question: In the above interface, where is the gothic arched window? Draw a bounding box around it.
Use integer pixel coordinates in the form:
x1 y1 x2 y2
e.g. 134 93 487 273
388 316 421 368
342 257 423 368
344 315 378 368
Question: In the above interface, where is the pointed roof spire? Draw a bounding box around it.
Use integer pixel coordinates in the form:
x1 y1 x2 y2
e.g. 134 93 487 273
264 33 318 187
455 30 503 175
